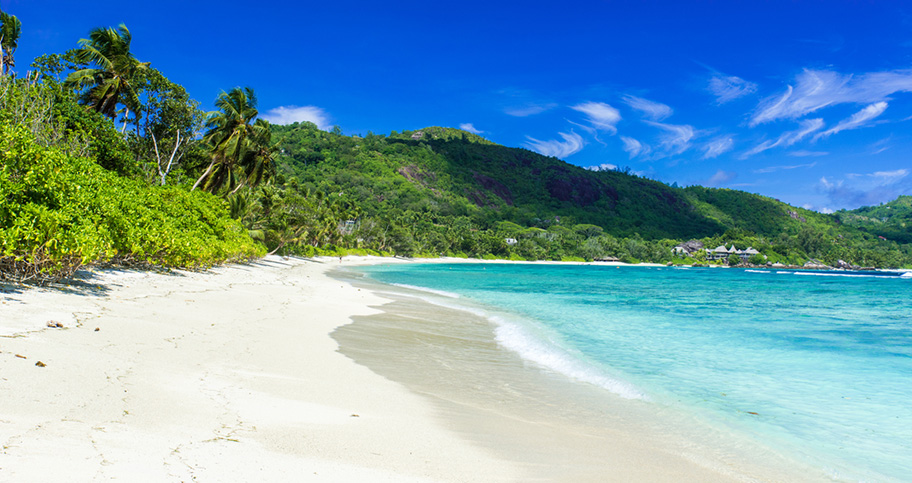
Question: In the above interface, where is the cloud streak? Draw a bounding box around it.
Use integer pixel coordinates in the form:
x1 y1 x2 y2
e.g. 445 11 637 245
620 136 649 158
789 150 829 157
645 121 695 155
524 132 585 158
753 162 817 174
741 118 824 158
261 105 331 130
459 123 482 134
702 136 734 159
504 103 557 117
570 102 622 133
622 95 672 120
751 68 912 125
813 101 888 140
709 74 758 104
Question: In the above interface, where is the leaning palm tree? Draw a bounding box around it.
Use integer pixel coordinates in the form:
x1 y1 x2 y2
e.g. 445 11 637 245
64 24 148 129
238 119 277 190
0 11 21 76
193 87 271 193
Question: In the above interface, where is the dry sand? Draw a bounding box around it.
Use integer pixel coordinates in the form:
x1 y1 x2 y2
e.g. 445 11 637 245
0 256 815 481
0 256 521 481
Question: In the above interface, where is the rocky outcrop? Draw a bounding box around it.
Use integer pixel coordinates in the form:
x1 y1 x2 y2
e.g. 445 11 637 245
836 259 860 270
803 259 831 269
472 172 514 206
787 210 807 222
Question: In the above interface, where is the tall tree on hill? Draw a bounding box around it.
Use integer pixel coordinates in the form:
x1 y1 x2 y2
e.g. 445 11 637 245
0 11 21 76
193 87 274 193
64 24 148 131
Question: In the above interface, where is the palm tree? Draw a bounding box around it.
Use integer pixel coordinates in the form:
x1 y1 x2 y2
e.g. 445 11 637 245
64 24 148 130
239 119 277 189
193 87 274 193
0 11 21 76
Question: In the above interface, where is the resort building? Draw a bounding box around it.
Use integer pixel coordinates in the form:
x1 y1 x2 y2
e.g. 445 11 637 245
672 241 762 263
704 245 761 262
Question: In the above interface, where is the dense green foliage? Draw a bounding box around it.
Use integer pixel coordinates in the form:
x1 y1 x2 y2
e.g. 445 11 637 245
0 76 262 283
194 87 275 193
0 119 262 282
64 24 148 123
836 196 912 244
266 122 911 267
1 16 909 282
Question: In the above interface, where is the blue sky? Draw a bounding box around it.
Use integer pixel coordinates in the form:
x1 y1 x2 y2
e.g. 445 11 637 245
4 1 912 212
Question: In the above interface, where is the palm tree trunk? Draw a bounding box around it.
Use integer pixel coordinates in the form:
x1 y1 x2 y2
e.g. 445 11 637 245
191 160 217 191
121 107 130 133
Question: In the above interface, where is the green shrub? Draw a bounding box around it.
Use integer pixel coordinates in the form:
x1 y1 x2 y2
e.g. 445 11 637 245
0 122 263 283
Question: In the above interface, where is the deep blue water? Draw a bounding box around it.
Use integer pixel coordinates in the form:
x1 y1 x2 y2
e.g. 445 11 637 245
357 263 912 481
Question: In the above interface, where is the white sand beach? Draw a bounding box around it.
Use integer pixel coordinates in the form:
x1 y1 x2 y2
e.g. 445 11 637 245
0 256 814 481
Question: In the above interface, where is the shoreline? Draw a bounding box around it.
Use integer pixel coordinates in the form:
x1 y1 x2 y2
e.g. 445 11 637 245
0 256 520 481
0 255 833 481
333 259 833 482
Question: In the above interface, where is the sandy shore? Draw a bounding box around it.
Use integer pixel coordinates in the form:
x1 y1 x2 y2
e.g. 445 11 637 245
1 256 818 481
0 256 523 481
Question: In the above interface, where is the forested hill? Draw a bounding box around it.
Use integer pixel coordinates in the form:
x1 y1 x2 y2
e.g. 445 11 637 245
275 123 849 240
837 196 912 244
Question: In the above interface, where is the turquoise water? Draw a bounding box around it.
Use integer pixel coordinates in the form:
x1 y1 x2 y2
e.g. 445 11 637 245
357 263 912 481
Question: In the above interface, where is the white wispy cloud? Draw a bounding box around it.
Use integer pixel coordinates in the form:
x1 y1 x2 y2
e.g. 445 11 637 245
818 168 911 208
620 136 649 158
751 68 912 126
813 102 888 140
645 121 695 155
586 163 618 171
706 170 737 186
261 105 331 130
504 103 557 117
869 138 892 155
741 118 824 158
459 123 482 134
622 95 672 120
788 150 829 157
702 136 734 159
869 168 909 181
524 132 585 158
753 162 817 174
709 74 758 104
570 102 622 133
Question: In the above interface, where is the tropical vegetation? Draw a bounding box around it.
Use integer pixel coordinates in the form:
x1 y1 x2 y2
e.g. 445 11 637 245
1 13 909 284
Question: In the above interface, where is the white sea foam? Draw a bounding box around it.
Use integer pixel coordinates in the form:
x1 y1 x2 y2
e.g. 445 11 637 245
390 283 461 298
387 285 647 400
745 269 773 274
492 318 647 400
900 272 912 279
793 272 882 279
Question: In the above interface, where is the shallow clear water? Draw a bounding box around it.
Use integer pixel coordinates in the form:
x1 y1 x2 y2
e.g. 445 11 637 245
357 263 912 481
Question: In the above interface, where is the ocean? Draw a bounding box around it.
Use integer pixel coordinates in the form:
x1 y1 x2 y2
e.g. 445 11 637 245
350 263 912 481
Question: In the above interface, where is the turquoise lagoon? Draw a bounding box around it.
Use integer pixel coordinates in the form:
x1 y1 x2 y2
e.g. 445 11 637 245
354 263 912 481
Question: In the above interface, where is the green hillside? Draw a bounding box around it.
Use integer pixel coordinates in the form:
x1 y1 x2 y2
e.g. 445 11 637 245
837 196 912 244
271 122 911 267
6 16 907 285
